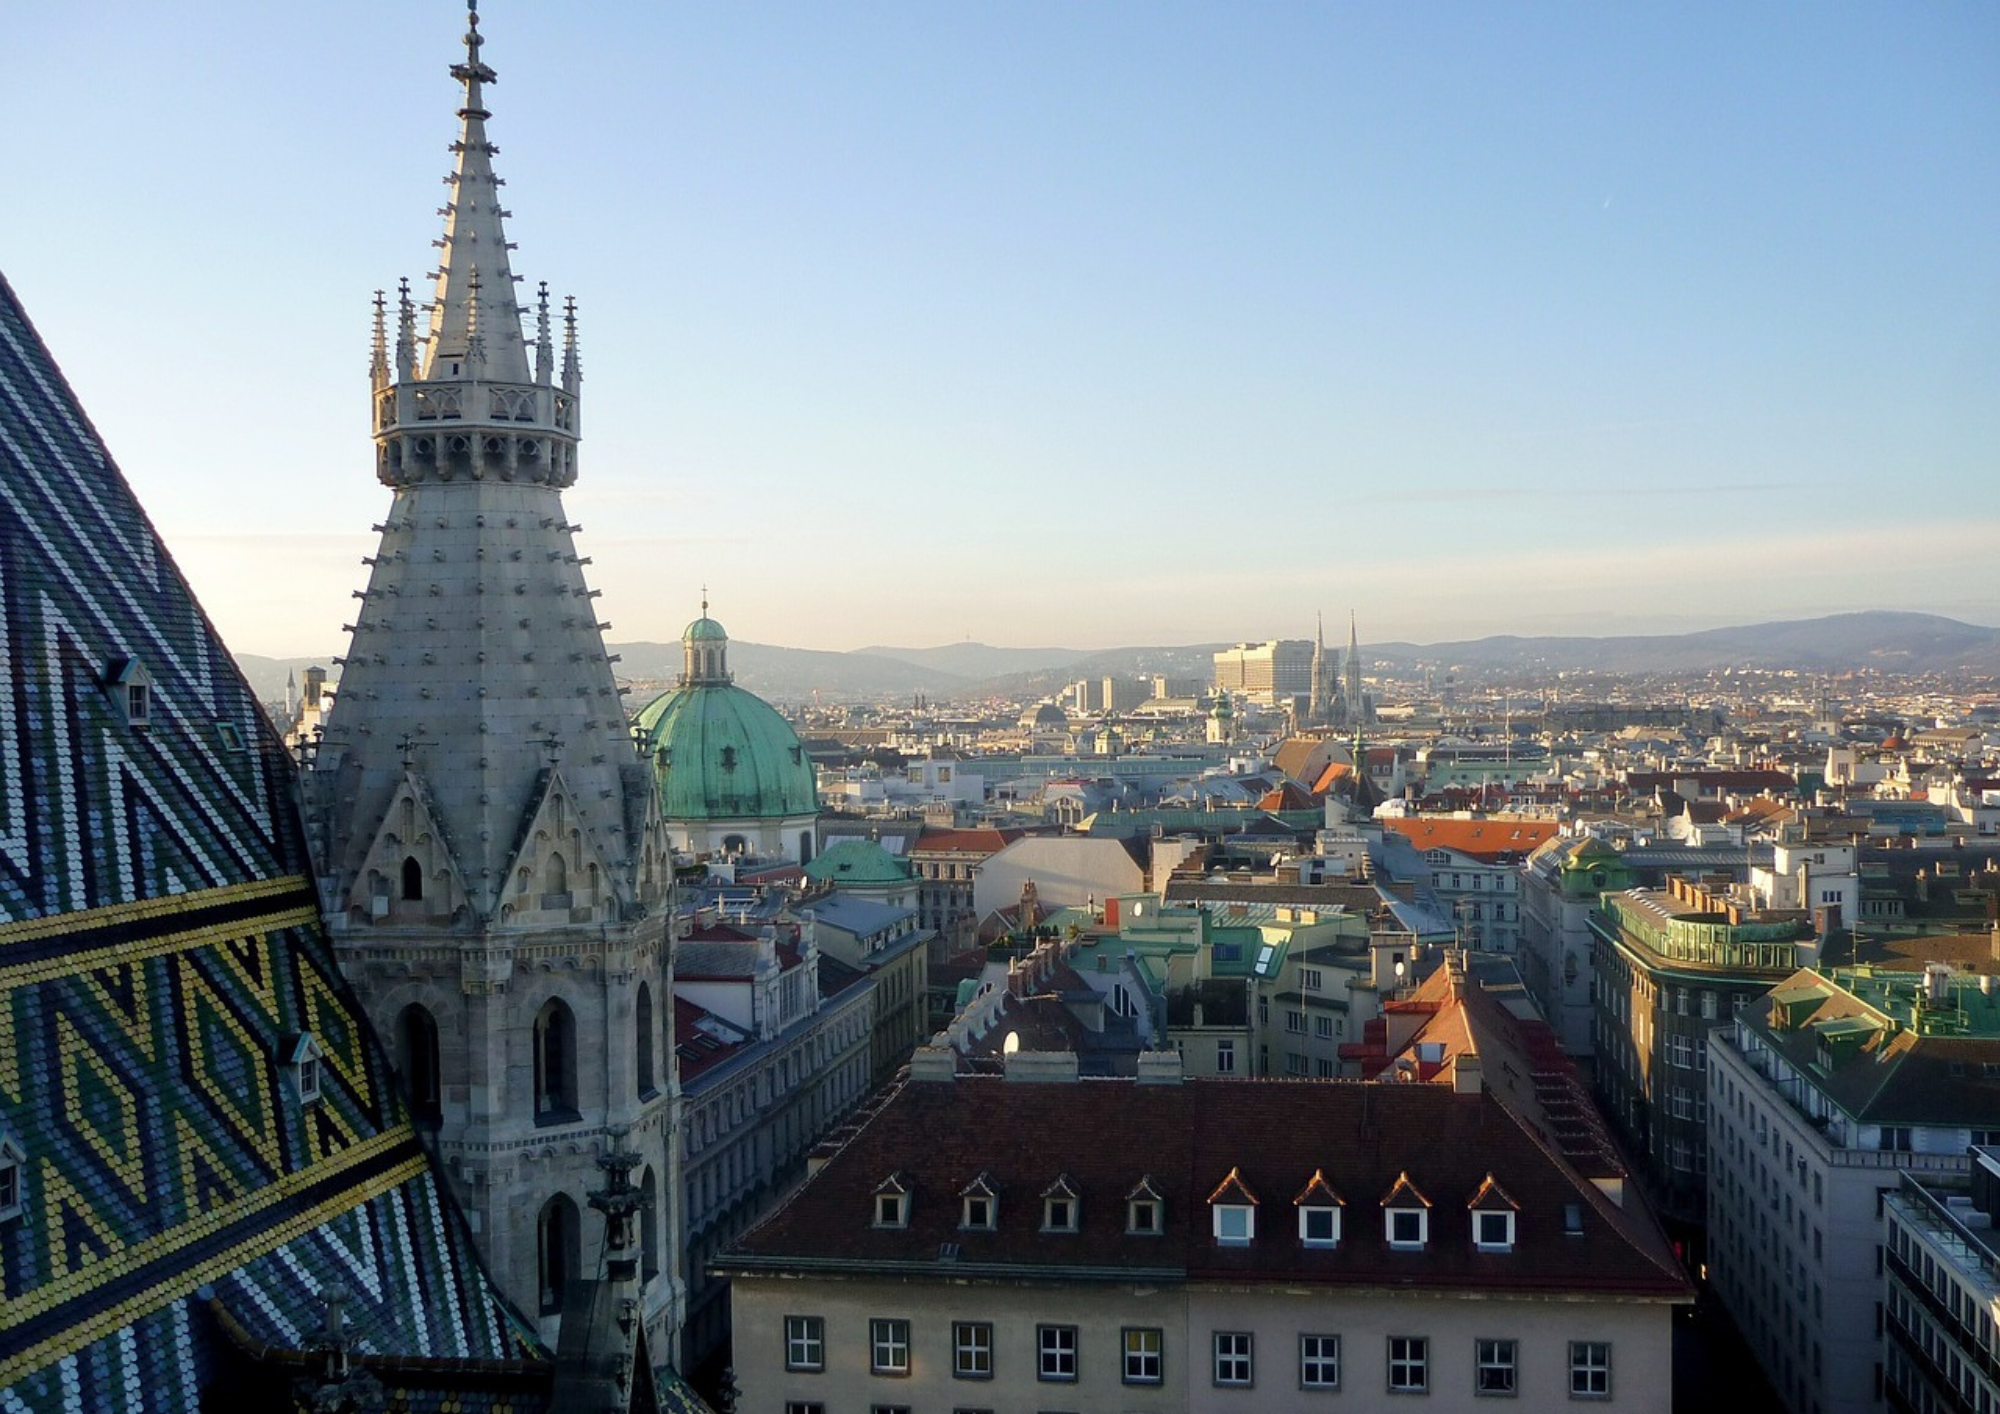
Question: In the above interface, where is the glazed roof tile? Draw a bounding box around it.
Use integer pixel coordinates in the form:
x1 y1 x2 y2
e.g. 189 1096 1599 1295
0 274 544 1409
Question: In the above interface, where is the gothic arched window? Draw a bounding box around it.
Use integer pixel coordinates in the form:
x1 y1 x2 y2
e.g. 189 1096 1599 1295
636 982 656 1098
396 1003 442 1125
537 1193 580 1314
533 998 577 1120
400 856 424 902
641 1165 661 1283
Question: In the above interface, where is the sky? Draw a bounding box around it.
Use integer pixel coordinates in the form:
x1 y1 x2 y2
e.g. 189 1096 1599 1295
4 2 1996 658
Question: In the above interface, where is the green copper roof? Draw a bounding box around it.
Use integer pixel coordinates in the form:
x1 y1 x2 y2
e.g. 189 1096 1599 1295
634 682 818 821
804 837 912 886
684 615 729 642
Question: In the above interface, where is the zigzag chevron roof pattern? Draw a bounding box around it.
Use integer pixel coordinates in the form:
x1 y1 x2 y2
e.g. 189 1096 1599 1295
0 275 547 1412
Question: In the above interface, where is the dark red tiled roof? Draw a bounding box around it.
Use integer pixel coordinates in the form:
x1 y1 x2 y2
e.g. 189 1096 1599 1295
727 1076 1689 1299
912 828 1027 856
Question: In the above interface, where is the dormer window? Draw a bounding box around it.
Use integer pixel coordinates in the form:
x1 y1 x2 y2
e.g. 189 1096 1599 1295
109 658 154 729
874 1173 910 1228
960 1171 998 1231
1469 1174 1520 1252
1127 1176 1165 1235
1208 1166 1259 1246
1294 1168 1344 1248
1381 1171 1431 1250
0 1127 25 1223
1042 1174 1080 1232
285 1032 325 1105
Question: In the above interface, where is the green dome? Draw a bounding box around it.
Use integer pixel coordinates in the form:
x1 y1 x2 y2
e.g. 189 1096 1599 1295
634 682 818 821
684 616 729 643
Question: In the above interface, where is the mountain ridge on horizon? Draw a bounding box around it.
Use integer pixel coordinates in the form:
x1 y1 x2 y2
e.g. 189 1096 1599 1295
234 610 2000 705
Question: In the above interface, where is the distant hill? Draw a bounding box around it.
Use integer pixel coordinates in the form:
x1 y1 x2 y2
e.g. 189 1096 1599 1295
613 640 970 704
234 612 2000 708
855 642 1097 679
1363 612 2000 677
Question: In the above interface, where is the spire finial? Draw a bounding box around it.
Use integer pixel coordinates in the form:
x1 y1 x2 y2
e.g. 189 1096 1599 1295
534 280 553 384
370 290 389 389
561 294 580 390
701 584 709 617
395 278 417 375
418 3 529 382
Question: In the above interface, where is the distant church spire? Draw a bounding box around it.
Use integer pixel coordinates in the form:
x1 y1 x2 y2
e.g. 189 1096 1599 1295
1309 611 1328 724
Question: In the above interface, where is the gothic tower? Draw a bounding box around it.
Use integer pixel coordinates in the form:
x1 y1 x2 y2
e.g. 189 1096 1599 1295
1342 610 1366 728
1308 611 1329 725
304 4 682 1358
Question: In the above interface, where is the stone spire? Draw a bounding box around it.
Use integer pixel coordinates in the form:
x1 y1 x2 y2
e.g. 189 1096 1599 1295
1344 610 1365 727
320 1 630 919
304 8 681 1351
421 2 532 385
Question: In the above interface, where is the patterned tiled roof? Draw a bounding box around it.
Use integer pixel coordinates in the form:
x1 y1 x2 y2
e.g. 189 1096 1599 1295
0 275 544 1411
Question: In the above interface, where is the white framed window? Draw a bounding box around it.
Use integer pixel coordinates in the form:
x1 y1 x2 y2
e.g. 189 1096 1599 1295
1569 1341 1611 1398
1302 967 1324 991
870 1318 911 1376
953 1321 992 1380
1127 1182 1164 1235
1388 1335 1428 1392
1213 1204 1254 1245
1216 1039 1237 1074
1123 1327 1163 1385
1287 1009 1307 1034
1387 1207 1428 1249
784 1403 823 1414
1315 1014 1335 1040
1038 1324 1078 1382
1213 1331 1253 1386
1042 1174 1080 1232
1476 1338 1517 1396
1300 1333 1340 1389
1473 1209 1516 1252
1300 1204 1341 1248
785 1315 825 1372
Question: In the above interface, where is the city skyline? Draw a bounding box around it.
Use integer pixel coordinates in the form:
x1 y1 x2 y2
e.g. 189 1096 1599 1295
5 1 1995 659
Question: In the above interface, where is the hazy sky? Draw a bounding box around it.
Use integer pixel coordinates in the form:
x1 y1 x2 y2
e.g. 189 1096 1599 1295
5 3 1996 657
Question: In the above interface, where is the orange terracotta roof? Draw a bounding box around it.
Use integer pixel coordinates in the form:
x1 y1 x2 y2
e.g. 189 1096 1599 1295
1382 817 1560 862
